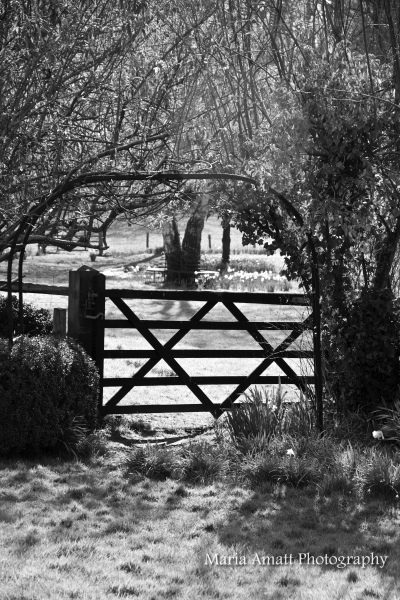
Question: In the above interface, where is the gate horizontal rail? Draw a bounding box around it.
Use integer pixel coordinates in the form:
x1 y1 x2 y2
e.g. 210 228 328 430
0 281 69 295
105 289 309 305
103 320 306 330
102 403 263 414
104 350 313 358
103 376 315 386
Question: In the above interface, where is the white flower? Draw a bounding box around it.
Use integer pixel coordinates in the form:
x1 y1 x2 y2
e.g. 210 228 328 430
372 430 385 440
286 449 295 457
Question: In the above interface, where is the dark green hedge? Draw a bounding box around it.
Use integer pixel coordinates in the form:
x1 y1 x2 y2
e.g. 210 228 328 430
324 289 400 413
0 335 100 454
0 294 52 337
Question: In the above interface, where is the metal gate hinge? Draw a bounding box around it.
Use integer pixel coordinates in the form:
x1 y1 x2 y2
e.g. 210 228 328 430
82 290 104 319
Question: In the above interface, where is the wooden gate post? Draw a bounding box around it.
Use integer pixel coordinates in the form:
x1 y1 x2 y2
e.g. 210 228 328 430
53 308 67 335
68 267 105 412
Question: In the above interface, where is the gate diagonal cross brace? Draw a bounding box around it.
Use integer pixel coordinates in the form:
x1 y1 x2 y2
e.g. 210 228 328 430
105 298 217 408
106 298 222 417
219 301 312 409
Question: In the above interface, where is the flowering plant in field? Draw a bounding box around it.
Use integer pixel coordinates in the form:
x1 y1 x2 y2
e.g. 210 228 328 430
197 266 291 292
201 255 283 274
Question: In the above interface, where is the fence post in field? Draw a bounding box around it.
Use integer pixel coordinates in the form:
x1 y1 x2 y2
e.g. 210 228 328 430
146 232 150 249
208 234 212 250
68 267 105 411
53 308 66 335
99 231 104 256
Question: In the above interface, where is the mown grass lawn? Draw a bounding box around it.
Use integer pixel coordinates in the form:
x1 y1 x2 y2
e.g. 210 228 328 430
1 444 400 600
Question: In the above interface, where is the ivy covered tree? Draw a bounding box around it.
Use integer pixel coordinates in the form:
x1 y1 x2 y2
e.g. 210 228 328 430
170 0 400 412
231 3 400 413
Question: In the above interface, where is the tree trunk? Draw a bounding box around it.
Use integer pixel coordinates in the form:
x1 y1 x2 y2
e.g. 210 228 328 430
99 230 104 256
220 221 231 274
162 217 182 280
372 214 400 292
181 195 209 280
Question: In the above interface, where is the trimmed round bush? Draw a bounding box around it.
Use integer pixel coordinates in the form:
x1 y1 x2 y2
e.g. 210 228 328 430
0 294 52 337
0 335 100 454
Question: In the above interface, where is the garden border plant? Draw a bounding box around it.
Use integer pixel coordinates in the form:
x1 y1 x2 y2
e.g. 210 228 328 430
0 334 100 455
0 293 52 338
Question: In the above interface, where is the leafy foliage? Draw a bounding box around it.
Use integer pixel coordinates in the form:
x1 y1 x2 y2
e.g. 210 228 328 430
0 294 52 338
323 289 400 412
0 335 99 455
371 399 400 443
232 45 400 412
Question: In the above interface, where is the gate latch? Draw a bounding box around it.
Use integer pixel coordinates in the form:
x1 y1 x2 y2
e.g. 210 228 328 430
83 290 104 320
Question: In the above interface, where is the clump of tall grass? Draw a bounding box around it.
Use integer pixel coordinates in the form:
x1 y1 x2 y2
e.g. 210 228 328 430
356 447 400 499
223 381 315 453
125 445 176 480
56 416 109 459
125 441 229 484
103 415 155 437
175 441 228 484
237 435 360 495
317 469 357 496
239 434 400 499
240 450 320 489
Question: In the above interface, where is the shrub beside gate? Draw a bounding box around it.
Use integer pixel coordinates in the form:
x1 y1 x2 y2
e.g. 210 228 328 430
0 335 99 455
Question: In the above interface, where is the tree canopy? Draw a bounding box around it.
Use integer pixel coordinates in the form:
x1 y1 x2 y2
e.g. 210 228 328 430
0 0 217 258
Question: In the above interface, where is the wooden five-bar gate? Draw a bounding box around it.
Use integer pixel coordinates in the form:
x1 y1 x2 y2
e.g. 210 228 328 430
67 268 320 421
1 267 322 424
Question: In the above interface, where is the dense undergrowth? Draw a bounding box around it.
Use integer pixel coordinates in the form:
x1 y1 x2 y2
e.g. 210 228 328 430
99 386 400 504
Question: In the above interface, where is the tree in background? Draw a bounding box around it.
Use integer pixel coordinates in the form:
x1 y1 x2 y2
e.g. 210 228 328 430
0 0 215 260
162 196 209 281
